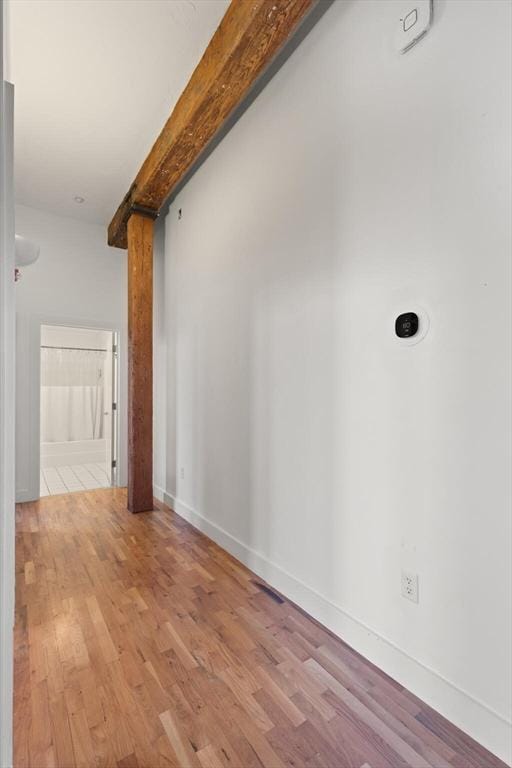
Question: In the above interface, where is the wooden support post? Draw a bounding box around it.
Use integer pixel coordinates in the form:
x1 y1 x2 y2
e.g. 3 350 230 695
127 212 154 512
109 1 328 515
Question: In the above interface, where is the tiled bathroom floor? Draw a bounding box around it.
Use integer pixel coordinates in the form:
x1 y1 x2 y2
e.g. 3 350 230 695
40 463 110 496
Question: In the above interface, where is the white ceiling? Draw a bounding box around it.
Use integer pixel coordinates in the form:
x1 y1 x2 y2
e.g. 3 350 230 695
6 0 229 226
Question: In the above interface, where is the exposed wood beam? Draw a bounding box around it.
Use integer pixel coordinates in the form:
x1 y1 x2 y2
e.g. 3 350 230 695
127 212 155 512
108 0 319 249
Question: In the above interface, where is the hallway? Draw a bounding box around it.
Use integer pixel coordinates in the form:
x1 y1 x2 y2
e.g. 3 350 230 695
14 490 506 768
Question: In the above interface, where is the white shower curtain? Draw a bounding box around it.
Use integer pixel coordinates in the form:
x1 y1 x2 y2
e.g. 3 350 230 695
40 348 106 442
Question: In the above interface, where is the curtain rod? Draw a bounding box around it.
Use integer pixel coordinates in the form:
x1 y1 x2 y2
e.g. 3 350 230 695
41 345 107 353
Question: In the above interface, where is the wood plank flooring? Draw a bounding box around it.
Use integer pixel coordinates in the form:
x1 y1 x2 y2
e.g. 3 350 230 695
14 489 507 768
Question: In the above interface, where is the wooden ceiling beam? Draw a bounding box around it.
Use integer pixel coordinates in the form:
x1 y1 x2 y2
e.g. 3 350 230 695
108 0 319 249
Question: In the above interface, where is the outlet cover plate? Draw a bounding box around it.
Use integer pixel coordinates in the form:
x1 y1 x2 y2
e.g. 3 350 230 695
395 0 433 54
401 570 419 603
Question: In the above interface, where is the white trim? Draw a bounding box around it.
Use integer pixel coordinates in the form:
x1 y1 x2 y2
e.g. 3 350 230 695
163 491 512 766
153 484 166 503
0 80 15 768
15 489 33 503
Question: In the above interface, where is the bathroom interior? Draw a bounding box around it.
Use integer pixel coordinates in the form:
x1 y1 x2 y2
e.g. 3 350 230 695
39 324 117 496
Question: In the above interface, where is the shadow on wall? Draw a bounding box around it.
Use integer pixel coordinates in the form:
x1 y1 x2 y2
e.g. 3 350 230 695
171 121 343 603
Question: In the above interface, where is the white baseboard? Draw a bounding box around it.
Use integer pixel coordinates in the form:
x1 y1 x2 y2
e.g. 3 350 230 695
15 488 36 503
153 484 166 503
162 490 511 766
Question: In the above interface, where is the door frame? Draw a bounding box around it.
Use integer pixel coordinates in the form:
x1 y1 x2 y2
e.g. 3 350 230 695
23 313 125 501
0 80 16 768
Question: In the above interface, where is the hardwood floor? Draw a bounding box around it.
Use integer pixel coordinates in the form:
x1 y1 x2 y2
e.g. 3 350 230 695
14 489 506 768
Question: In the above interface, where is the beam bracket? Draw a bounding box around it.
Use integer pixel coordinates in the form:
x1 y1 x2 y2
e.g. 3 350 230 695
130 204 159 221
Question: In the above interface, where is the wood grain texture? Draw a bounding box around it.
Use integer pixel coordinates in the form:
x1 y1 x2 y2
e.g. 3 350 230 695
127 214 154 513
108 0 318 248
14 489 507 768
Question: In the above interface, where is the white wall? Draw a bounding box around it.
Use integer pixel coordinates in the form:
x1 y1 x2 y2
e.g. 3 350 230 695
153 221 168 496
15 204 127 501
157 0 512 762
0 78 16 768
41 324 111 350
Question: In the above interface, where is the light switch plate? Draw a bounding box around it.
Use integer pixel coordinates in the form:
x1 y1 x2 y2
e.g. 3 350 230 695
395 0 433 54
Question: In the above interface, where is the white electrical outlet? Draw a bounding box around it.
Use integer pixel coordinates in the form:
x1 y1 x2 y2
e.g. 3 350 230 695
401 570 419 603
180 467 185 480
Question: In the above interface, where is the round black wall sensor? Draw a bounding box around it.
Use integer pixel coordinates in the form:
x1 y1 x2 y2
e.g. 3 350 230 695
395 312 419 338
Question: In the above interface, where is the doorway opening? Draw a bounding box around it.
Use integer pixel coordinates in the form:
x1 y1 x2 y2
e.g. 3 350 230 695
39 324 118 496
